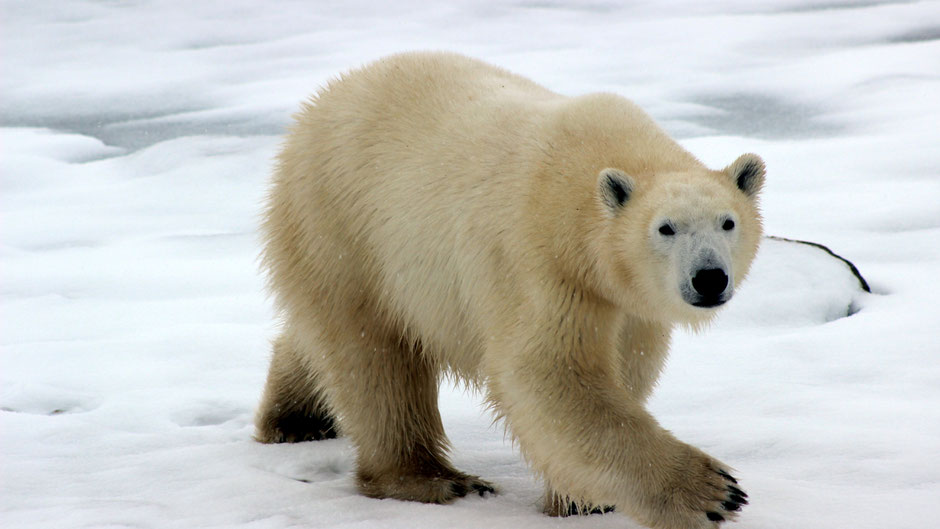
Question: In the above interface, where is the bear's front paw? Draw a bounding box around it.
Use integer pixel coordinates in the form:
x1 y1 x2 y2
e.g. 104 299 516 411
647 445 748 529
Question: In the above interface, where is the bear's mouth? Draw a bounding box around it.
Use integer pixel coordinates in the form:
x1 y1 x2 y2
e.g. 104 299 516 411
680 287 732 309
691 297 727 308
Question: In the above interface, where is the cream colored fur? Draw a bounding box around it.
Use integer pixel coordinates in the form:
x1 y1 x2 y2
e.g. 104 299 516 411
256 51 764 529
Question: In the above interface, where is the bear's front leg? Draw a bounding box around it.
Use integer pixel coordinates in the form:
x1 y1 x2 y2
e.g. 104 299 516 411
486 322 746 529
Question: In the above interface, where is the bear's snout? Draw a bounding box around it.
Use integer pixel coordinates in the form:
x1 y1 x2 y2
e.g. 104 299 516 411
690 268 729 307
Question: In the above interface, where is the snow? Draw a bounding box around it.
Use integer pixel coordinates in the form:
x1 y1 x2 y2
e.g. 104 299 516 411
2 1 938 528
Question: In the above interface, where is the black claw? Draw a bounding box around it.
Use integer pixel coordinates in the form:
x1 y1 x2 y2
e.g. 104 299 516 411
472 483 495 497
565 502 615 516
729 493 748 505
450 482 469 498
717 470 738 484
721 501 742 512
706 511 725 522
728 485 748 498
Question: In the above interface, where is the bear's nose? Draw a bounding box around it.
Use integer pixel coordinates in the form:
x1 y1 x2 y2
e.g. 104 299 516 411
692 268 729 299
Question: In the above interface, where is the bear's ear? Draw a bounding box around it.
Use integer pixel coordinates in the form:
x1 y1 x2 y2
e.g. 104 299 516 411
597 168 635 214
725 153 765 198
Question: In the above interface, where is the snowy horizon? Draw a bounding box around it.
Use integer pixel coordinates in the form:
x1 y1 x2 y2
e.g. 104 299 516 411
2 1 938 528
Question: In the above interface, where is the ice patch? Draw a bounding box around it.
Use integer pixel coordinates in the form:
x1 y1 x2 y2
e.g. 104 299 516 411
689 93 844 139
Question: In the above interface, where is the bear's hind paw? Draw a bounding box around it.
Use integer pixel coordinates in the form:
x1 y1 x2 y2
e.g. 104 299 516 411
358 470 495 504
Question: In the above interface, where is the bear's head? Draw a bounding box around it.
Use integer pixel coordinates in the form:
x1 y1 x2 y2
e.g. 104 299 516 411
594 153 765 326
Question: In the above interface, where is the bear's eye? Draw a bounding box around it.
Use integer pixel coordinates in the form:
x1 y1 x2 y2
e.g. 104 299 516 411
658 224 676 236
722 219 735 231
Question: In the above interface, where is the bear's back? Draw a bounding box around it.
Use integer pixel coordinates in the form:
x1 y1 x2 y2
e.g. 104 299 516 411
267 53 564 374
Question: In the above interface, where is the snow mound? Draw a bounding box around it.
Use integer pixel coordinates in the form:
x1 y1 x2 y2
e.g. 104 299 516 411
718 236 869 329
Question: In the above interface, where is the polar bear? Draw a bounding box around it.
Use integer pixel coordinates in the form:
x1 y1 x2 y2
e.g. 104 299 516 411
255 51 764 529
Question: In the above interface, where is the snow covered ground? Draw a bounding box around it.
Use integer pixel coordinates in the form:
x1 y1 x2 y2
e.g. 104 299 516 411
2 1 938 528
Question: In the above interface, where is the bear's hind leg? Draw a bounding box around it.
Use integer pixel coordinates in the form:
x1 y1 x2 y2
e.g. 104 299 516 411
321 329 494 504
255 332 338 443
